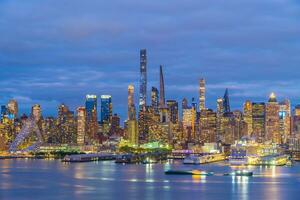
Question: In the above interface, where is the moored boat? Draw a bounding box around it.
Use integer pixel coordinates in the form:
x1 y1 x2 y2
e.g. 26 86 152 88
224 170 253 177
165 170 214 176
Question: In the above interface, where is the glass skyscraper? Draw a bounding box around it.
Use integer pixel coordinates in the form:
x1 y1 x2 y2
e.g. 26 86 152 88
101 95 112 123
139 49 147 110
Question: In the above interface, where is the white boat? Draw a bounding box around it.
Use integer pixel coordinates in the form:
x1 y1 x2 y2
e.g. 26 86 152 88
183 155 201 164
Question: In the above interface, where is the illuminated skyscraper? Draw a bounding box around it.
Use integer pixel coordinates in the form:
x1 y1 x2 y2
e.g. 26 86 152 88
85 95 98 141
57 104 76 144
223 88 230 113
76 107 86 145
139 49 147 109
128 84 136 120
167 100 179 124
127 84 139 145
182 98 188 109
7 99 18 119
31 104 42 122
252 102 265 141
216 98 224 140
151 87 159 114
199 78 205 111
100 95 112 123
265 92 280 143
293 105 300 135
243 100 253 137
159 65 165 108
279 99 291 143
182 107 196 141
199 109 217 143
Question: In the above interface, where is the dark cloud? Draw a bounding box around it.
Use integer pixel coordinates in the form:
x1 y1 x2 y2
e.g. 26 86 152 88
1 0 300 120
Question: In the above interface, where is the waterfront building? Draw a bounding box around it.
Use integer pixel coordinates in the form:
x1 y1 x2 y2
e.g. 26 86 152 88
151 87 159 114
279 99 291 143
128 119 139 146
139 49 147 109
167 100 179 124
265 93 280 143
127 84 139 145
223 88 230 113
76 107 86 145
199 78 205 111
85 94 98 141
7 99 18 120
243 100 253 137
252 102 265 141
100 95 112 123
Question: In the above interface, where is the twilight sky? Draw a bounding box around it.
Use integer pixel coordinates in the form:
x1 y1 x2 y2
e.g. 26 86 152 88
1 0 300 121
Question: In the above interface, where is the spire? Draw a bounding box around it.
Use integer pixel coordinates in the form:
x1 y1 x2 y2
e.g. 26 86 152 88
159 65 165 108
223 88 230 113
268 92 277 103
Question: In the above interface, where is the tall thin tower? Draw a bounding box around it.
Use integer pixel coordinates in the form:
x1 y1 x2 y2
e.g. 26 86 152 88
139 49 147 110
223 88 230 113
199 78 205 111
159 65 165 108
128 84 136 120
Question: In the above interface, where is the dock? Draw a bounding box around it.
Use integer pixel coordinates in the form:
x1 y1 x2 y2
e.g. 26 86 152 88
62 153 116 162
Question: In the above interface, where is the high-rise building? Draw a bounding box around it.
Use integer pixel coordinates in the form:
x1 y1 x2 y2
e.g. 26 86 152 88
182 98 188 110
7 99 18 119
216 98 224 140
110 113 122 137
182 107 195 141
31 104 42 122
293 105 300 135
265 92 280 143
243 100 253 137
279 99 291 143
128 84 136 120
128 119 138 146
85 94 98 141
139 49 147 109
223 88 230 113
100 95 112 123
76 107 86 145
57 104 76 144
167 100 179 124
151 87 159 114
159 65 165 108
252 102 266 141
199 78 205 111
199 109 217 143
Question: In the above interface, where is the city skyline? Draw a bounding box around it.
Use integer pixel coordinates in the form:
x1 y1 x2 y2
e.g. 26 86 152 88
1 0 300 121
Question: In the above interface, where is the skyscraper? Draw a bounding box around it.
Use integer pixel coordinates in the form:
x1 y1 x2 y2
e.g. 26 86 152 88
128 84 136 120
182 98 188 110
127 84 138 145
223 88 230 113
279 99 291 143
252 102 265 141
265 92 280 143
100 95 112 123
139 49 147 109
243 100 253 137
85 95 98 141
151 87 159 114
31 104 42 122
216 98 224 140
159 65 165 108
199 78 205 112
167 100 179 124
76 107 86 145
7 99 18 119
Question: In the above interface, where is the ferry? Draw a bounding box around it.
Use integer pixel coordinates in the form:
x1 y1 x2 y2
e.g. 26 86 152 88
165 170 214 176
199 153 225 164
229 148 247 166
183 155 201 164
115 154 139 164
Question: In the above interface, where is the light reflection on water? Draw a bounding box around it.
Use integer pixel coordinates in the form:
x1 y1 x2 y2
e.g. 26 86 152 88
0 160 299 200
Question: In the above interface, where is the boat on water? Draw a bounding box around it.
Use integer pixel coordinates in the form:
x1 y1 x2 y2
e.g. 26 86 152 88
229 148 247 166
115 154 139 164
183 155 201 164
224 170 253 177
165 170 214 176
